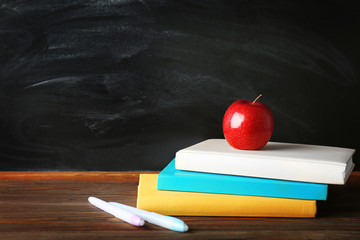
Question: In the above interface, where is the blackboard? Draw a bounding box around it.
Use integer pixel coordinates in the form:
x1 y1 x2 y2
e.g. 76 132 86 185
1 0 359 171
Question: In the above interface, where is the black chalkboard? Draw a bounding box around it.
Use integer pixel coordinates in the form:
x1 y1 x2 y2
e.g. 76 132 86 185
1 0 359 170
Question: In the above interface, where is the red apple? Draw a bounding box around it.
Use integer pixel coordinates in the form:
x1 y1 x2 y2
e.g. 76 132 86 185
222 94 274 150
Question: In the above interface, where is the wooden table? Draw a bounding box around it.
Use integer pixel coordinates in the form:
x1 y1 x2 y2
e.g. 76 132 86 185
1 172 360 239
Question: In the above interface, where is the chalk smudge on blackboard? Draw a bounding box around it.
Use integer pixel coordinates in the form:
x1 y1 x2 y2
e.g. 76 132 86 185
0 0 359 170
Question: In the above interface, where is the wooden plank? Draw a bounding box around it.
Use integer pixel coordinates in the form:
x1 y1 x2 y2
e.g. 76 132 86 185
0 171 358 181
0 171 157 181
1 172 360 239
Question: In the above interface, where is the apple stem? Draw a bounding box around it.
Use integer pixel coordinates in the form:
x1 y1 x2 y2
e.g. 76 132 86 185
252 94 262 104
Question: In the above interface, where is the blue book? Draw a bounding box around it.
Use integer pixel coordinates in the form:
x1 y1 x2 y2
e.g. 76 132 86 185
157 159 328 200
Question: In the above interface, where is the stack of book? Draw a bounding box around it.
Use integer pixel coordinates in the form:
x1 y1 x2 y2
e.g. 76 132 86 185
137 139 355 218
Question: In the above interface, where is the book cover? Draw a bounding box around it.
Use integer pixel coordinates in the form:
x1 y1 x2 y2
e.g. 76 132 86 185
157 159 328 200
175 139 355 184
137 174 317 218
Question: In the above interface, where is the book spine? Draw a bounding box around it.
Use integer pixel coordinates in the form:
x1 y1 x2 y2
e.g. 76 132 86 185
138 175 316 218
157 173 328 200
175 152 346 184
137 193 316 217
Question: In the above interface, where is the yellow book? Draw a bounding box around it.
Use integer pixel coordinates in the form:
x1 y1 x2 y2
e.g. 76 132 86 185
137 174 317 218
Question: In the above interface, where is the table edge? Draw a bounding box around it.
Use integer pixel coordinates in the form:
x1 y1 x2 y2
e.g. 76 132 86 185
0 171 159 181
0 171 359 181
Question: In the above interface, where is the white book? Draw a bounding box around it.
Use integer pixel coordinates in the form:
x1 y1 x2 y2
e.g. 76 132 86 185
175 139 355 185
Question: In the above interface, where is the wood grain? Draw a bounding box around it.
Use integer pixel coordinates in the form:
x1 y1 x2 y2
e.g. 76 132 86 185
0 171 157 181
1 172 360 239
